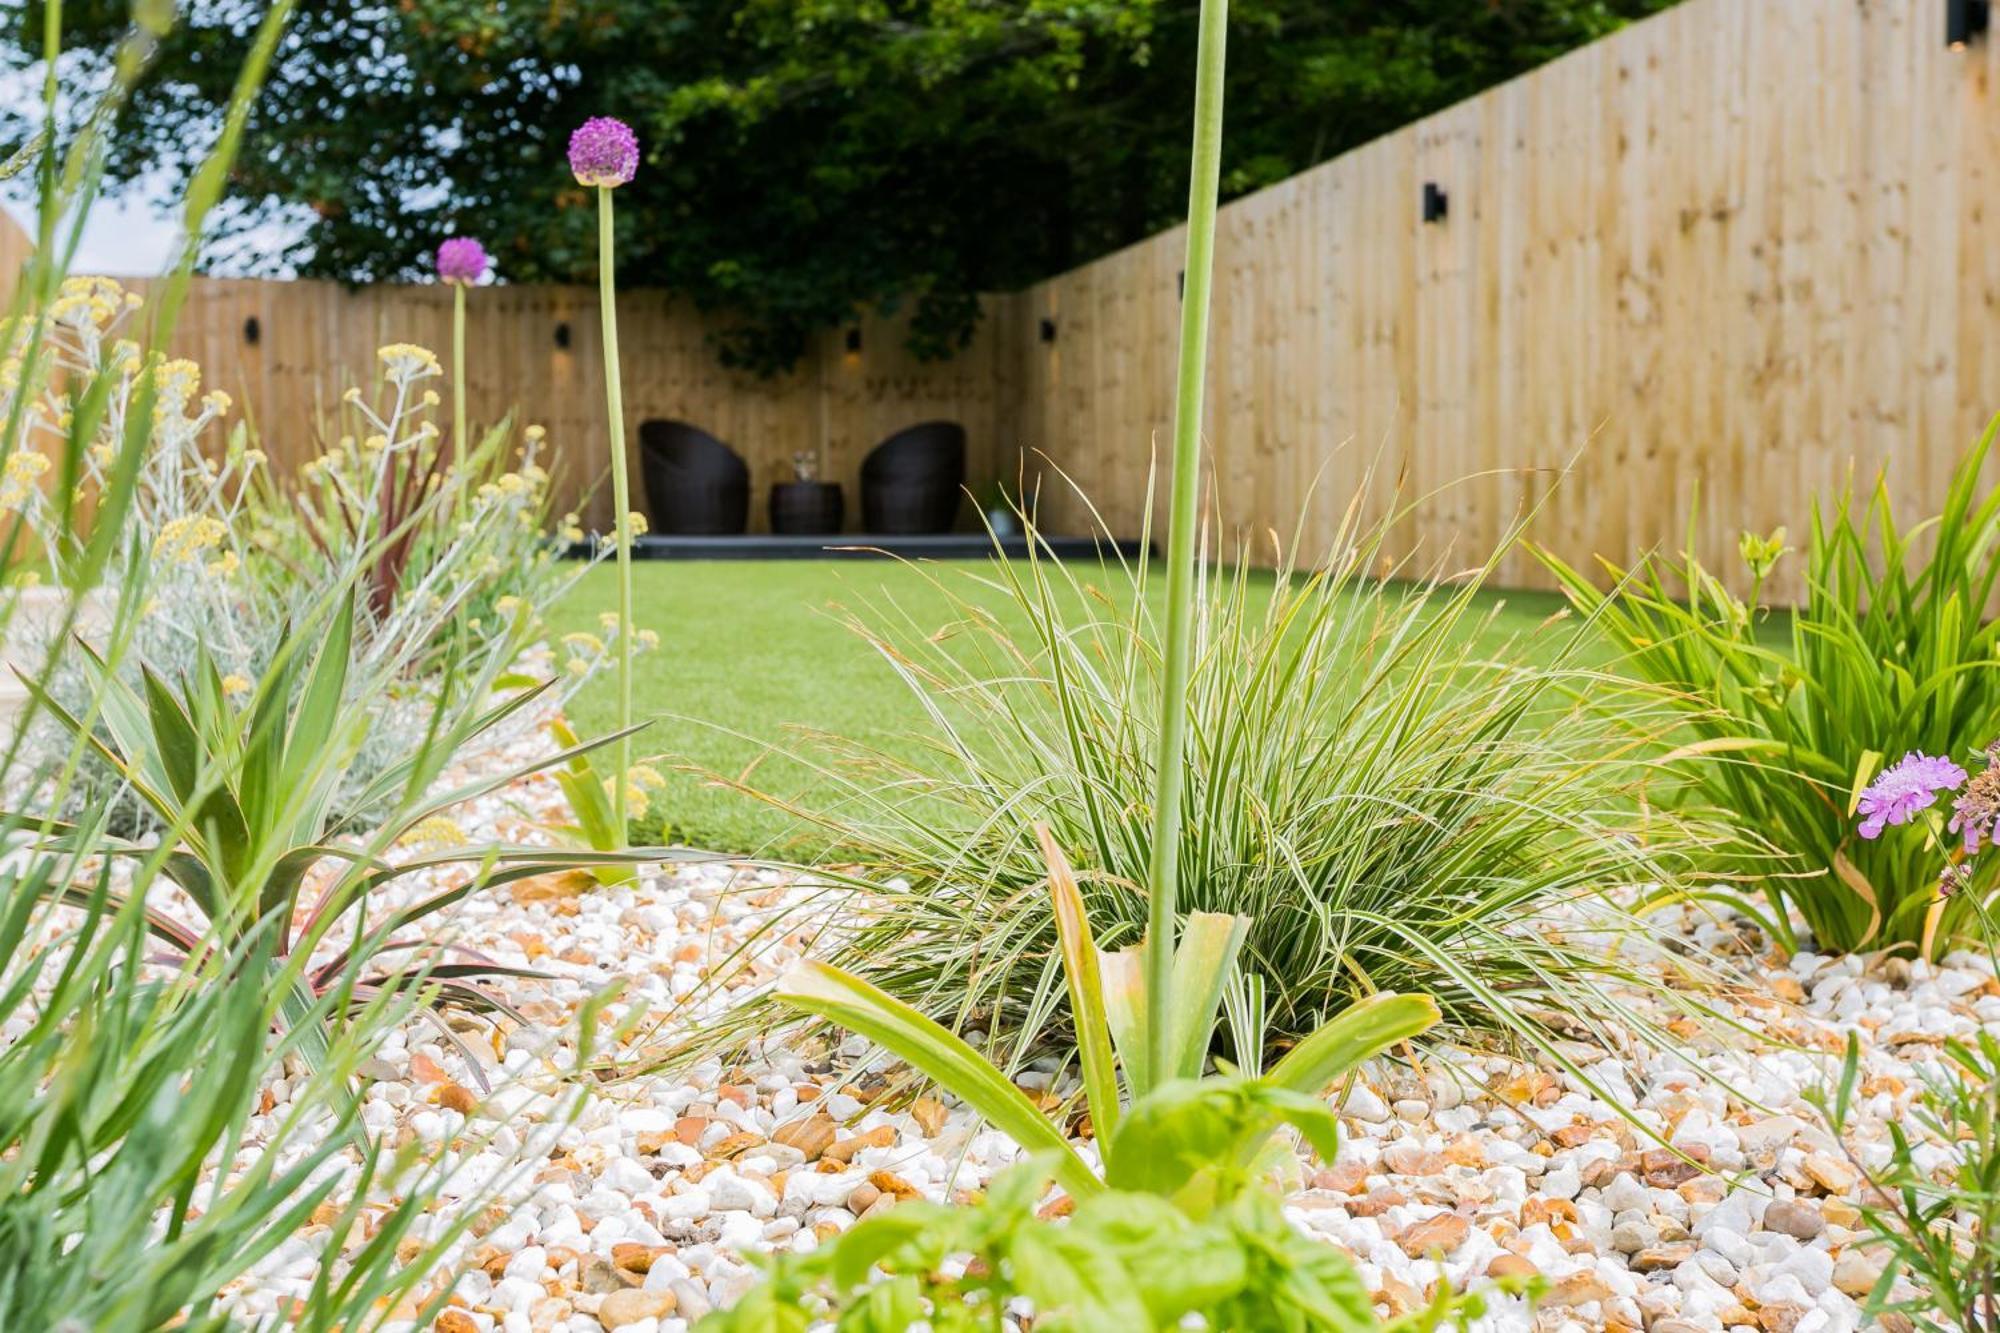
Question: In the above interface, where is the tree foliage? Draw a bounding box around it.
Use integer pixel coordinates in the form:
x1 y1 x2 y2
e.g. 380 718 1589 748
8 0 1678 372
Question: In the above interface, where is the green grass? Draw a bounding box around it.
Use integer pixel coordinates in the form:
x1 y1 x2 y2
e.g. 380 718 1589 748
544 559 1582 853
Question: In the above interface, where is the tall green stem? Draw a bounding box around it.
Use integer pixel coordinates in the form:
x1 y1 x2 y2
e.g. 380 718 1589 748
451 281 466 464
1142 0 1228 1091
597 184 633 840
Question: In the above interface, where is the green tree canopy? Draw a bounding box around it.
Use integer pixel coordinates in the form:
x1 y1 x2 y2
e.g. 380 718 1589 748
10 0 1676 372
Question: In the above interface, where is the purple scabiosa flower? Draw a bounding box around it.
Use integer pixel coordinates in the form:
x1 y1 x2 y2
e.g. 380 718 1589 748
436 237 490 285
568 117 639 188
1855 751 1968 839
1949 742 2000 854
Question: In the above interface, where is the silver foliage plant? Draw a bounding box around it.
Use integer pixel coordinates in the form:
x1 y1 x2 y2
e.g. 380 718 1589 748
0 290 629 831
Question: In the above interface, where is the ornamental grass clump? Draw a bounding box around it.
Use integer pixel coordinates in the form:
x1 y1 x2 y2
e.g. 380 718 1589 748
569 114 643 843
688 499 1719 1074
1541 426 2000 958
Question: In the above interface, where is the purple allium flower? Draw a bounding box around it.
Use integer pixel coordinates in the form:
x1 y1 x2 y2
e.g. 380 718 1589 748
568 117 639 188
435 237 490 285
1949 743 2000 854
1855 751 1967 839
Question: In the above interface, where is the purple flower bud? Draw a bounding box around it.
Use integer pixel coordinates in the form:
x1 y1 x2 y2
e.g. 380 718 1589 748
568 116 639 188
435 237 490 285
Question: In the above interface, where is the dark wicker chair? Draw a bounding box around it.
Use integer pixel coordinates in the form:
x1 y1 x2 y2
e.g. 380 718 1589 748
860 421 967 534
639 420 750 536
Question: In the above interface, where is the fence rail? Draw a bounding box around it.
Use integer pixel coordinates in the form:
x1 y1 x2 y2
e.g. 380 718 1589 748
7 0 2000 599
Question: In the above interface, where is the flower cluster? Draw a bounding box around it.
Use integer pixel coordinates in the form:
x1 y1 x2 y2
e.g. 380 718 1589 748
435 237 490 286
567 116 639 188
1855 744 2000 908
1856 752 1969 839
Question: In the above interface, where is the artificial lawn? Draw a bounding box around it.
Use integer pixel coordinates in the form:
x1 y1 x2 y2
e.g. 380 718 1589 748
543 558 1584 853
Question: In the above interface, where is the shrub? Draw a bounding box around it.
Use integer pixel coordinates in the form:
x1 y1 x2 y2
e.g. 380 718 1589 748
1815 1031 2000 1332
690 497 1717 1073
1540 429 2000 957
697 1156 1507 1332
0 864 507 1332
1 297 614 834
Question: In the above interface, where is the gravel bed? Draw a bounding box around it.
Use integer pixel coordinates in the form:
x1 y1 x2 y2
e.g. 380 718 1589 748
53 713 1996 1332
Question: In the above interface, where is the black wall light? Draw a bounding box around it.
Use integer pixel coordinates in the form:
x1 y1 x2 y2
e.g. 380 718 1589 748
553 321 572 350
845 327 863 354
1422 181 1449 224
1950 0 1991 47
242 315 260 346
1039 317 1058 344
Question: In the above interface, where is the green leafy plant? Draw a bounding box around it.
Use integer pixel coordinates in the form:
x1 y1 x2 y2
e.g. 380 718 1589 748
0 4 570 1325
698 1153 1510 1332
13 595 664 1034
1813 1031 2000 1332
774 826 1439 1196
1540 427 2000 957
0 860 511 1332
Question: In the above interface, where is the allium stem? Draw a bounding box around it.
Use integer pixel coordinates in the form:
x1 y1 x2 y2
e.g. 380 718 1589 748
1143 0 1228 1092
597 183 634 841
451 280 467 464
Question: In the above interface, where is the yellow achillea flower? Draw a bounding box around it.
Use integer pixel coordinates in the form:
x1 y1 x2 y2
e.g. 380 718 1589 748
0 449 49 510
376 343 442 382
220 674 252 697
153 514 227 564
562 631 605 656
397 815 469 848
636 628 660 650
605 777 649 819
629 764 666 790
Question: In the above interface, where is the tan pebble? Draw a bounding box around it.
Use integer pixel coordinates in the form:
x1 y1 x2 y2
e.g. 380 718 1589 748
868 1170 922 1201
1801 1151 1858 1193
411 1052 450 1084
1397 1212 1469 1258
1756 1304 1808 1333
598 1288 676 1329
718 1084 753 1109
1545 1273 1616 1307
1484 1253 1540 1280
845 1181 882 1215
911 1096 947 1136
825 1125 896 1163
435 1083 477 1116
433 1313 480 1333
709 1130 765 1158
610 1242 669 1275
673 1115 709 1145
1631 1244 1695 1271
1640 1146 1708 1187
1311 1160 1368 1194
1347 1188 1406 1218
771 1113 838 1161
1520 1197 1577 1229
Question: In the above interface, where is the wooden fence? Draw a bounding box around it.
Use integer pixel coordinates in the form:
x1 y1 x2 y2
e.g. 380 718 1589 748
7 0 2000 596
1000 0 2000 596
